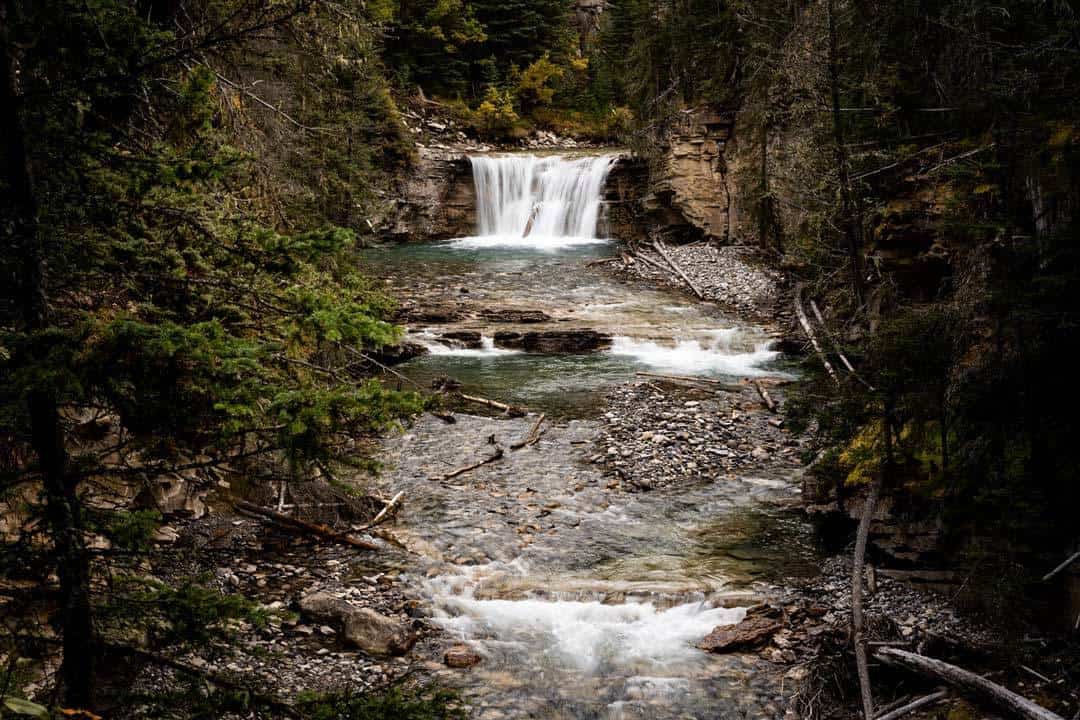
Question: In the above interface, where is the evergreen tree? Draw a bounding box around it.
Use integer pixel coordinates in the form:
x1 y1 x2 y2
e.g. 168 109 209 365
0 0 421 709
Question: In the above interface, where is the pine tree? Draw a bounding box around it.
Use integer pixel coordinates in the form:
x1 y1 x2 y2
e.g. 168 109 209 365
0 0 421 708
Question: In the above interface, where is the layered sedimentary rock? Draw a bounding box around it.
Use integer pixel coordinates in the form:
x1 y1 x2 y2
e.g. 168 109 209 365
646 108 735 243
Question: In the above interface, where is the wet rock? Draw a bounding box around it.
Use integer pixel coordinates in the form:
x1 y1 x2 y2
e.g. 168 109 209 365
298 591 417 656
152 525 180 543
493 330 524 349
444 644 483 668
699 606 783 653
441 330 483 348
365 341 428 366
395 304 464 324
520 330 612 353
480 308 553 324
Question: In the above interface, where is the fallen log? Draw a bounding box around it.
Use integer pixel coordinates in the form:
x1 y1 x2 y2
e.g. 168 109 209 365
433 447 504 482
652 240 705 299
459 392 526 417
809 299 875 390
753 380 778 413
794 284 840 386
235 500 380 551
874 690 948 720
873 648 1065 720
353 490 404 532
1042 549 1080 582
631 250 673 274
511 413 546 450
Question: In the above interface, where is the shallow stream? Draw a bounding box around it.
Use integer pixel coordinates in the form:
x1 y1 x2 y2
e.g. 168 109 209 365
366 153 820 718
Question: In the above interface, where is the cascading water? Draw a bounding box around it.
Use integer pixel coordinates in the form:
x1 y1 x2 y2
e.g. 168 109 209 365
362 149 815 718
449 154 616 249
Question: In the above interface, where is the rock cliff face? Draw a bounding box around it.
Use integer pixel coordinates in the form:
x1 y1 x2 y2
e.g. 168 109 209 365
646 108 735 243
386 147 475 241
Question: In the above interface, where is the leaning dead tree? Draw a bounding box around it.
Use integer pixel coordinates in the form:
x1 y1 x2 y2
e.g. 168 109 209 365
875 648 1065 720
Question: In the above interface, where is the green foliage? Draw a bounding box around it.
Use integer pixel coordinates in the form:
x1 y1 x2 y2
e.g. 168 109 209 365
0 0 425 708
94 510 163 552
383 0 574 104
592 0 739 122
516 54 566 110
103 577 271 646
472 85 520 133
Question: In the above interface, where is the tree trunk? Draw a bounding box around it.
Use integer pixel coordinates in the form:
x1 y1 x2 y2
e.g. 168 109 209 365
2 11 95 707
852 401 892 720
32 396 95 709
825 0 865 306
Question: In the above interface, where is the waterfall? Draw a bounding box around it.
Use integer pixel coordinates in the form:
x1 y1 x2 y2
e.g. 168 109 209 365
465 154 615 246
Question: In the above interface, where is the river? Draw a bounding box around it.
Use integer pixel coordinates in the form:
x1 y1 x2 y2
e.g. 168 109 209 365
363 153 821 719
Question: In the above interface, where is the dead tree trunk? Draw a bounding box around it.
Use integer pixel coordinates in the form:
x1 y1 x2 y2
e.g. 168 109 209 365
874 648 1064 720
852 400 892 720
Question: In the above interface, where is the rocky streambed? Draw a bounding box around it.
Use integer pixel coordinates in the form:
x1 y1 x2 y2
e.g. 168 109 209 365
349 167 833 717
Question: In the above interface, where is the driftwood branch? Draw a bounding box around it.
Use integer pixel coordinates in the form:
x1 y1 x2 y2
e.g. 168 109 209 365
234 500 380 551
921 144 995 177
794 284 841 386
810 299 875 390
753 380 778 413
652 240 705 299
433 448 504 482
353 490 404 533
631 250 675 274
511 413 546 450
459 393 526 416
874 690 948 720
1041 549 1080 582
874 648 1065 720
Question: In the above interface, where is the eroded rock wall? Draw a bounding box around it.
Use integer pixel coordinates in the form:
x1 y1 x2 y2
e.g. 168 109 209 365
646 108 735 243
386 148 475 241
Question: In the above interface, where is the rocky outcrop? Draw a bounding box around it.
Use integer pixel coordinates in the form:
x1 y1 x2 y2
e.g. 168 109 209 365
444 644 483 668
364 341 428 365
298 591 417 656
699 605 784 653
440 330 483 348
388 148 475 240
647 108 735 243
494 329 611 353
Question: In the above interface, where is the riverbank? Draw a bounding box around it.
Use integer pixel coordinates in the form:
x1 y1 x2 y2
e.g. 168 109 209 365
593 243 1080 720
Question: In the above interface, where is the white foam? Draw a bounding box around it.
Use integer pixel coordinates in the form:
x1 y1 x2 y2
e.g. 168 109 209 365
445 234 609 252
413 333 520 358
609 335 781 377
422 563 745 674
433 596 743 674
